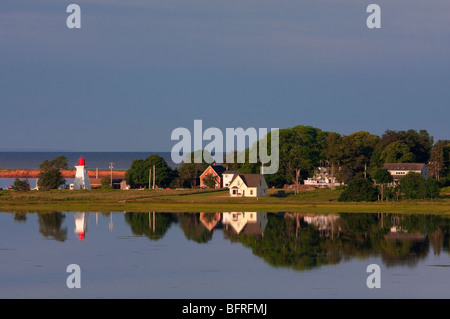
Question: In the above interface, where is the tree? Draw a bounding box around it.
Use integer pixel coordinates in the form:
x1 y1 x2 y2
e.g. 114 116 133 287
418 178 441 200
177 151 209 188
397 172 440 200
38 168 66 190
398 172 424 199
373 168 393 201
338 178 378 202
203 173 217 188
375 129 433 164
178 162 207 188
37 156 67 190
279 125 327 193
428 140 450 180
13 179 30 192
100 175 112 188
322 132 344 185
380 142 415 163
125 154 175 189
39 155 68 170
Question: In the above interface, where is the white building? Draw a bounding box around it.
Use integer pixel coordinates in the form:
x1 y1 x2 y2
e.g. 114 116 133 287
304 166 341 187
222 170 239 188
383 163 428 182
228 174 268 197
73 155 91 190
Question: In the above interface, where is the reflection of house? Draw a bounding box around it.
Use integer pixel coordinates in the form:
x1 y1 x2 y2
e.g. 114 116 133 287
303 214 340 236
74 212 89 242
383 163 428 182
384 226 426 241
228 174 268 197
200 164 226 188
199 212 221 232
222 212 267 235
304 166 340 188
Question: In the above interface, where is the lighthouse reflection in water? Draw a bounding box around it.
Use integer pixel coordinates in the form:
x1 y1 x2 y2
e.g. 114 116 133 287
3 211 450 298
74 212 89 241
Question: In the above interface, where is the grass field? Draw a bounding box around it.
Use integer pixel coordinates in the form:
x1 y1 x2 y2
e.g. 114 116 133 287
0 187 449 214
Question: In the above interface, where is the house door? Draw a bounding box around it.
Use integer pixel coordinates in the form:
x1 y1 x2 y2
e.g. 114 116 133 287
242 190 245 197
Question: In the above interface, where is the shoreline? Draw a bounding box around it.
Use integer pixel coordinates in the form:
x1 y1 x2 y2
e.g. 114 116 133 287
1 188 449 214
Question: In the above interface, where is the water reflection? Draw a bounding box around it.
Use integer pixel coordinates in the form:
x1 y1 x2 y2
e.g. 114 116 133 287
8 211 450 270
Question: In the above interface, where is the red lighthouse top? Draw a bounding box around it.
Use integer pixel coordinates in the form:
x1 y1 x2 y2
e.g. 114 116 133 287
78 156 85 166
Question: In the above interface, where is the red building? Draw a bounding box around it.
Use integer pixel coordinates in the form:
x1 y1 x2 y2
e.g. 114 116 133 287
199 164 226 188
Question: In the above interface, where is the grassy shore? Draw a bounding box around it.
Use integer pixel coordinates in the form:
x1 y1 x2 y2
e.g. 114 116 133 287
1 187 449 214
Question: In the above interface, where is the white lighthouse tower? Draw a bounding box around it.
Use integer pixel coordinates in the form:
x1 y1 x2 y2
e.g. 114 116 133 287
73 155 91 190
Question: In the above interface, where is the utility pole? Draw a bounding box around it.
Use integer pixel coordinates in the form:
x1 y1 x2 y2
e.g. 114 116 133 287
149 167 152 190
153 165 156 189
109 162 114 188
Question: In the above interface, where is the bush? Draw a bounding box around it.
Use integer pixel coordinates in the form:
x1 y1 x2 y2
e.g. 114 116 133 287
14 179 30 192
338 178 378 202
399 172 441 199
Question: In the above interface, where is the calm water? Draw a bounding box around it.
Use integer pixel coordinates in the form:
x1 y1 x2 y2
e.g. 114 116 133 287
1 211 450 299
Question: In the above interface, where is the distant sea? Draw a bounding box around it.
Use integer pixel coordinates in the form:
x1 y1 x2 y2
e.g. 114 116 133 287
0 152 174 189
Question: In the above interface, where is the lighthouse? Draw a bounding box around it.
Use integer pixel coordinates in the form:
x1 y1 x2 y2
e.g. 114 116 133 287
73 155 91 190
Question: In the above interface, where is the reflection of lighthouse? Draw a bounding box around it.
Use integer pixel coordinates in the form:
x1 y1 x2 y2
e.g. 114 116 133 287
74 212 89 241
73 155 91 190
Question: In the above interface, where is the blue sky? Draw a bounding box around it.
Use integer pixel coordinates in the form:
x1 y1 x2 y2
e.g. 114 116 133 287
1 0 449 151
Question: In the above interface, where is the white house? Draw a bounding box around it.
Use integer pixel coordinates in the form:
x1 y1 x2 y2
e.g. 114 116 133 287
383 163 428 182
228 174 268 197
304 166 341 187
222 170 239 188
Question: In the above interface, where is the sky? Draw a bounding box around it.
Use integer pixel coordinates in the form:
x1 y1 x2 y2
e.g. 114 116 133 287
1 0 449 151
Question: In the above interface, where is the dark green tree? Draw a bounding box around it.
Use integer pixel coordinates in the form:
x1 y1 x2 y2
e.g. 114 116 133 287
38 168 66 190
380 142 415 163
394 174 441 201
279 125 327 193
13 179 30 192
203 173 217 188
373 168 393 201
338 178 378 202
125 154 175 188
39 155 68 170
340 131 380 179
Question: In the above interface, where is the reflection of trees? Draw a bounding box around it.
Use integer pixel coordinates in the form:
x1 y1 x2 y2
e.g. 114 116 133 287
224 214 341 270
124 212 177 241
8 210 450 272
178 213 213 243
13 211 27 222
223 213 450 271
37 212 67 242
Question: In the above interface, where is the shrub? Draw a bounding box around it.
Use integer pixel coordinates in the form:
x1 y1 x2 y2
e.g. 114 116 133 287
399 172 441 199
14 179 31 192
338 178 378 202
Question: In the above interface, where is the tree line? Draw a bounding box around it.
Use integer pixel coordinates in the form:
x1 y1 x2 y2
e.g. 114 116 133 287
124 126 450 193
11 126 450 198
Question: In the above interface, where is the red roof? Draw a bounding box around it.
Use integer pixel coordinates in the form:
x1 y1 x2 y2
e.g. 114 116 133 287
78 156 85 166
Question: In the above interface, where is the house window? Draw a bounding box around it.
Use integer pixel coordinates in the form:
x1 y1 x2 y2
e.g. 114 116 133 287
250 190 253 195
